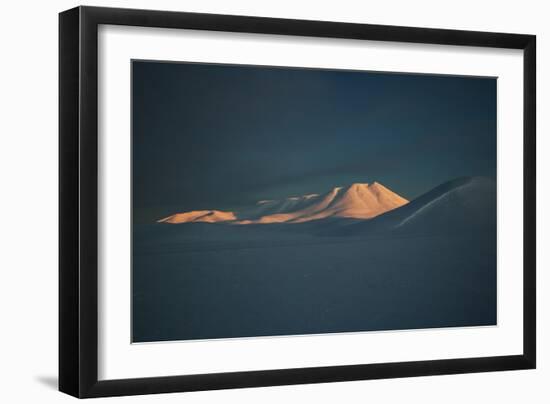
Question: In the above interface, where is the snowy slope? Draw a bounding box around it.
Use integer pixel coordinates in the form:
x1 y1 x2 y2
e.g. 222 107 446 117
326 177 496 235
158 182 409 224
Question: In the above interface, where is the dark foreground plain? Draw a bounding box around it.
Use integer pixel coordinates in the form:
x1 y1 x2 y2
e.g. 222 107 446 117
132 177 497 342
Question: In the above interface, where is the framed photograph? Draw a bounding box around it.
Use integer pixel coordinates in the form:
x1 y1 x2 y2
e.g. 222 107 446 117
59 6 536 398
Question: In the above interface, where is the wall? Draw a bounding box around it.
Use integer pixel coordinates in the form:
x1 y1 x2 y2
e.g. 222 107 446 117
0 0 546 402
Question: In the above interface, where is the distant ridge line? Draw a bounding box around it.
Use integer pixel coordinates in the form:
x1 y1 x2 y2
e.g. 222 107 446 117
158 182 409 224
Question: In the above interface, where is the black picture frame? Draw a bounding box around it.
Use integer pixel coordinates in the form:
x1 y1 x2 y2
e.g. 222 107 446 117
59 5 536 398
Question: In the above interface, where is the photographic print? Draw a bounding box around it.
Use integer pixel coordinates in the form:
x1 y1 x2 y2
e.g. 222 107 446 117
132 61 497 343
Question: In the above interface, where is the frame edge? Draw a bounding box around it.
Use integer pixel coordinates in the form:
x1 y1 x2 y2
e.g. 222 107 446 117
59 6 81 398
522 35 536 369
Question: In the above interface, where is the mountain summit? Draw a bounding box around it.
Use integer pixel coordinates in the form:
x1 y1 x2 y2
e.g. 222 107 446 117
158 182 409 224
321 177 496 236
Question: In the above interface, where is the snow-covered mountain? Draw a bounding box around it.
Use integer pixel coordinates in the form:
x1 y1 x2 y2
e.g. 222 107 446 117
156 177 496 233
157 182 409 224
325 176 496 235
157 210 237 224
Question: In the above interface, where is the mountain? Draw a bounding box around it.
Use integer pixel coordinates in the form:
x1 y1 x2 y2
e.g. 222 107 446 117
157 182 409 224
157 210 236 224
324 177 496 236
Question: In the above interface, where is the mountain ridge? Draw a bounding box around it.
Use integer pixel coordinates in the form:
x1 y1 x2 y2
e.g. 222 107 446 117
321 176 496 236
158 181 409 224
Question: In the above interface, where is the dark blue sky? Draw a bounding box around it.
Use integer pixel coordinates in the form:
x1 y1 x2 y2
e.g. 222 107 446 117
132 61 496 223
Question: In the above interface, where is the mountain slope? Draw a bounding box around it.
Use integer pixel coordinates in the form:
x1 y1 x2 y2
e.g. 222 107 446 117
244 182 408 224
158 210 236 224
324 177 496 235
157 182 409 224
